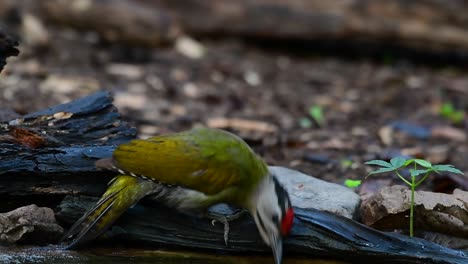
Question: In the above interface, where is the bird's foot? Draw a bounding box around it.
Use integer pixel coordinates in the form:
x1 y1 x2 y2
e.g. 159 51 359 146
206 209 248 247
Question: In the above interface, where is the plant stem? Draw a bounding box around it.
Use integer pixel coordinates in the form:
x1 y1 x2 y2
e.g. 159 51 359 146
410 175 415 237
415 171 431 187
395 171 411 186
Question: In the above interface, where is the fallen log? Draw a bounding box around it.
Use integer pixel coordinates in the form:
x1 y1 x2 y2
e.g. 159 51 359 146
56 196 467 264
33 0 468 55
1 92 467 263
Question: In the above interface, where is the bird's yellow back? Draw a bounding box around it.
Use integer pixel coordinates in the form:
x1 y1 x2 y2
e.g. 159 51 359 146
112 128 268 199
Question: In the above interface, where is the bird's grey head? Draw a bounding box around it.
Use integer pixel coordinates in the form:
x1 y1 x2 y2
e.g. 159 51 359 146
251 174 294 264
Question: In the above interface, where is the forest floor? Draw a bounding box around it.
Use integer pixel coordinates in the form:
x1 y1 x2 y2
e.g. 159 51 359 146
2 24 468 195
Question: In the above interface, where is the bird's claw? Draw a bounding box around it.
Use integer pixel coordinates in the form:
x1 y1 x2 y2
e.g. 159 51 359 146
207 209 247 247
211 217 230 246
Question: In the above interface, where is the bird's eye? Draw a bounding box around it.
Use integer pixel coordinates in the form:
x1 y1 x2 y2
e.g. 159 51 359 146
272 214 279 224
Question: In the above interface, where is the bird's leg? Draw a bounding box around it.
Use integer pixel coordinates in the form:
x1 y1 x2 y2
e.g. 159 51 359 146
205 208 248 247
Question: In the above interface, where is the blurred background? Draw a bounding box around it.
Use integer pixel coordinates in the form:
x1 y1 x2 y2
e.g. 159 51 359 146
1 0 467 193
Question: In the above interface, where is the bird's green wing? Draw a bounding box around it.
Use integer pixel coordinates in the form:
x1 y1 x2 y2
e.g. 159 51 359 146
61 175 156 248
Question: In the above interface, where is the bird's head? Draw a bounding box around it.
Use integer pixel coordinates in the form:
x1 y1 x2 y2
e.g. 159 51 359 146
250 174 294 264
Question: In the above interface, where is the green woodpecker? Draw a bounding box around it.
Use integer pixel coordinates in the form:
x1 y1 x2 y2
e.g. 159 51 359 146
61 127 294 264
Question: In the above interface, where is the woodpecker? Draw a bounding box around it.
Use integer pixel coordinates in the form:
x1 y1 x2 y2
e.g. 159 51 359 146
61 127 294 264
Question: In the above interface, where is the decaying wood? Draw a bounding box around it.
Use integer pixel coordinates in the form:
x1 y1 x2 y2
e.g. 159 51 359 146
0 91 135 210
34 0 468 54
1 92 467 263
0 28 18 73
57 196 468 264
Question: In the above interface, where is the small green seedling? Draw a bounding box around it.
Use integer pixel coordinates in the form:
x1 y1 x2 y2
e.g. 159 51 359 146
309 105 324 127
298 105 325 128
440 102 464 124
344 179 362 188
365 157 463 237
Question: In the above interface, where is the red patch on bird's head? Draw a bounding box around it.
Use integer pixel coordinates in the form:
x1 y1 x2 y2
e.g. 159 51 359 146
281 207 294 236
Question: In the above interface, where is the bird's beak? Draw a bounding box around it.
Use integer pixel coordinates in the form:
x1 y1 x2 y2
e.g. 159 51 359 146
271 234 283 264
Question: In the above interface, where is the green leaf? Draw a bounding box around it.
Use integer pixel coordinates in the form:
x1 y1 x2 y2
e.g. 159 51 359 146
447 167 460 173
450 111 464 124
410 169 431 177
367 167 396 176
390 156 406 169
439 102 465 124
432 164 453 170
432 164 464 175
440 103 454 117
403 159 414 166
309 105 324 126
344 179 362 188
414 159 432 168
364 160 393 168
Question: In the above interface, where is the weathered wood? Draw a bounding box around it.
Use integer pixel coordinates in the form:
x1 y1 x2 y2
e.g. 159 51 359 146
57 196 468 264
0 91 135 211
0 28 18 73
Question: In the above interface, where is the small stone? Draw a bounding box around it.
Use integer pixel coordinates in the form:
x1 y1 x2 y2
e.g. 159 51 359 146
21 13 49 48
431 126 467 142
406 76 424 89
270 166 361 219
183 83 200 98
146 75 165 91
244 71 262 86
106 63 144 80
378 125 393 146
170 68 189 82
175 36 205 59
39 75 100 102
360 186 468 238
114 91 148 110
0 204 64 245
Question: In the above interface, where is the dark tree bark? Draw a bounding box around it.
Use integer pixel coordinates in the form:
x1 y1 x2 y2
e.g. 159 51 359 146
57 196 468 264
0 91 135 211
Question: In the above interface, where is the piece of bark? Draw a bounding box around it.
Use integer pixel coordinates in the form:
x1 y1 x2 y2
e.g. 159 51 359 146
0 91 136 210
56 196 468 264
0 28 19 73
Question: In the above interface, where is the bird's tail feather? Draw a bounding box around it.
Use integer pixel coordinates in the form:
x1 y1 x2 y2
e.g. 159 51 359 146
61 175 156 249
